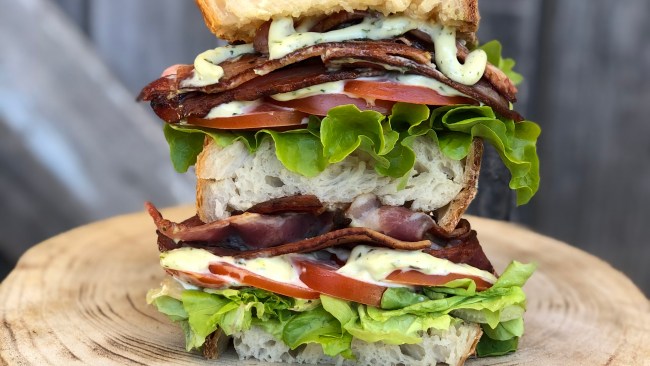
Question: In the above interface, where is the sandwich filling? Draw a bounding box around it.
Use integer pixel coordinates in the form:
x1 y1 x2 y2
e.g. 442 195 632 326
142 9 539 362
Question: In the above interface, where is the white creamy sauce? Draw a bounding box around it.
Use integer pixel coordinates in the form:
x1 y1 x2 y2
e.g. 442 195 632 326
295 17 321 33
432 27 487 86
337 245 498 285
356 73 468 97
182 43 255 87
270 81 346 101
267 72 466 103
184 14 486 89
205 99 262 118
328 57 410 73
160 247 302 285
161 246 497 293
268 15 486 85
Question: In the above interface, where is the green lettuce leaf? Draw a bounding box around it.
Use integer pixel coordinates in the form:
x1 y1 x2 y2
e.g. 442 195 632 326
260 130 327 177
478 40 524 85
163 103 540 203
476 334 520 357
163 124 206 173
282 306 353 358
152 296 188 321
482 318 524 340
430 106 541 205
149 262 534 357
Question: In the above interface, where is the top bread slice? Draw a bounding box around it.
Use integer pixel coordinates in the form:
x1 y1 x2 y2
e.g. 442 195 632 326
195 0 479 43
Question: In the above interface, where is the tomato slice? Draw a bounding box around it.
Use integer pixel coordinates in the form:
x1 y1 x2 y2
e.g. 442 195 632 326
385 270 492 291
165 268 228 289
268 94 396 116
187 109 308 130
294 258 386 307
208 262 319 299
344 80 477 106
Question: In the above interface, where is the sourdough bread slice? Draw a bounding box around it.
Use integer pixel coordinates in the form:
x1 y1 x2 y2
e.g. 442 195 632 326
196 136 482 232
436 138 482 232
195 0 479 43
231 322 482 366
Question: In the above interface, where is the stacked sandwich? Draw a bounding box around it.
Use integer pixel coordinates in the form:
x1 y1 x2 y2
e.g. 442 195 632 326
142 0 540 365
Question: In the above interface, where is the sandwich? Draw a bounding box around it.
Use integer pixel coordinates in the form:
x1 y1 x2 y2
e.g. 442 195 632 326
140 0 540 365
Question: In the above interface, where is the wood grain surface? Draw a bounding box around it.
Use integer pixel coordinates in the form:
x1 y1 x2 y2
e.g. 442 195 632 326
1 207 649 366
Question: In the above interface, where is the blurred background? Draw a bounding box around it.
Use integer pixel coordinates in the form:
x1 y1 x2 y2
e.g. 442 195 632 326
1 0 648 295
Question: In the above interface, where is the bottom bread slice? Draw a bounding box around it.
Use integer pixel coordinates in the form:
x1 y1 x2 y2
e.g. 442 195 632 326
232 321 482 366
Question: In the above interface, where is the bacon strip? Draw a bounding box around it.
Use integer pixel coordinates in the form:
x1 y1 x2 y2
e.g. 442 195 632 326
139 40 521 122
456 42 518 102
148 63 384 123
140 41 434 98
346 194 435 242
233 227 432 258
425 230 495 274
246 195 324 215
310 11 369 33
146 202 334 249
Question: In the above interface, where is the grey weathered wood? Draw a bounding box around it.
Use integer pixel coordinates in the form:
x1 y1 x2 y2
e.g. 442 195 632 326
469 0 544 220
52 0 89 33
526 0 650 292
0 0 195 274
89 0 224 95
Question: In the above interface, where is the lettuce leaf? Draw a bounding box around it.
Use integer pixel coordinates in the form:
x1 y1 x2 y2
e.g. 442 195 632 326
149 286 352 357
164 103 540 203
431 106 540 205
478 40 524 86
476 334 520 357
149 262 534 358
163 124 205 173
282 306 353 358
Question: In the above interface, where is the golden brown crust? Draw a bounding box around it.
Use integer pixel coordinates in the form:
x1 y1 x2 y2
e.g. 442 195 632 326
458 324 483 365
195 0 479 43
195 136 212 223
201 329 230 359
435 138 483 233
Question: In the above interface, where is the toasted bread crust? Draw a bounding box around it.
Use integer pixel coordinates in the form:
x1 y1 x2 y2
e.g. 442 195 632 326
195 0 479 43
436 138 483 232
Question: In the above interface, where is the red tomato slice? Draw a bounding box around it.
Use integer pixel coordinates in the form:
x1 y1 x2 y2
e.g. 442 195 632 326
344 80 477 106
268 94 396 116
294 258 386 307
165 268 228 289
187 109 308 130
385 270 492 291
208 262 319 299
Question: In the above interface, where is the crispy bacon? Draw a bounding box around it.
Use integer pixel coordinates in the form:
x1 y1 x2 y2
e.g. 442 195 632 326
146 202 334 249
246 195 324 215
148 196 495 272
139 40 522 122
232 227 432 258
253 22 271 54
141 41 435 98
346 194 435 242
425 230 495 274
310 11 369 33
148 63 384 123
456 42 518 102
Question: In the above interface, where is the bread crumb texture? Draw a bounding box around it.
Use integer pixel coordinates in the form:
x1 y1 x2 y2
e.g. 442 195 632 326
233 321 481 366
196 137 464 222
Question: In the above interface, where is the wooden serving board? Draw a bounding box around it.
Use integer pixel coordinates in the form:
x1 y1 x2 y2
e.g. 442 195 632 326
1 207 648 365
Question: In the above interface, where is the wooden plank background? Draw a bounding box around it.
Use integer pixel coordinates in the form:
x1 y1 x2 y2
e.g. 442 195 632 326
1 0 648 295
